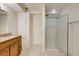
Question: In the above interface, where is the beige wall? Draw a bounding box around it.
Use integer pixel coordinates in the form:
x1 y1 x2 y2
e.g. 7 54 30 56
46 17 56 49
18 12 31 49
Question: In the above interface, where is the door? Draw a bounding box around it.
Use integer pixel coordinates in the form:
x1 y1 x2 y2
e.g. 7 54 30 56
31 14 42 45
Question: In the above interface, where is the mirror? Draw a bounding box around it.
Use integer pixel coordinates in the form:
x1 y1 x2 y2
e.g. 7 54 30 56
0 9 8 34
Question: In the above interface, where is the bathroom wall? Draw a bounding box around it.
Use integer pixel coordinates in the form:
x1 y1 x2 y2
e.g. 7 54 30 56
18 11 31 49
46 17 56 50
0 3 18 35
61 4 79 55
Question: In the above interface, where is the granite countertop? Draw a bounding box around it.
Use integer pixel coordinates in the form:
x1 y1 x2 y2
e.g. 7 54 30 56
0 35 21 43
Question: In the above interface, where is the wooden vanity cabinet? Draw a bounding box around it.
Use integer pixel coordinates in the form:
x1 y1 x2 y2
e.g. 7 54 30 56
0 36 22 56
10 42 19 56
0 47 9 56
18 39 22 54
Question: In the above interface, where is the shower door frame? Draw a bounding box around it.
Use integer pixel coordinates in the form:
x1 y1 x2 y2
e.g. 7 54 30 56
57 14 69 56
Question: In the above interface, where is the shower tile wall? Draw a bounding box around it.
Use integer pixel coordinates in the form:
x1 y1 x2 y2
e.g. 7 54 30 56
46 17 56 49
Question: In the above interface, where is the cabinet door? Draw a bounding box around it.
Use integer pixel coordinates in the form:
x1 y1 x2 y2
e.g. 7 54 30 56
10 42 19 56
0 47 9 56
18 39 22 54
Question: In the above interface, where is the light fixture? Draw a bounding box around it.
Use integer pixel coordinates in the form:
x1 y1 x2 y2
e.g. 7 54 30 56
18 3 28 12
50 9 57 14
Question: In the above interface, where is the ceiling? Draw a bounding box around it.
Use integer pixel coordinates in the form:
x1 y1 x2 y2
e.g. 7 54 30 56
45 3 68 14
25 3 43 13
6 3 69 15
25 3 69 14
5 3 43 13
6 3 24 12
0 9 7 14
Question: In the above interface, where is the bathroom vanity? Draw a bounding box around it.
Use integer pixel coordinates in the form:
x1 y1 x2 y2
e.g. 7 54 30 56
0 5 22 56
0 35 22 56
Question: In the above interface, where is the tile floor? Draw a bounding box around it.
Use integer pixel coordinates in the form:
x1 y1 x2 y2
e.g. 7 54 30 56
20 45 65 56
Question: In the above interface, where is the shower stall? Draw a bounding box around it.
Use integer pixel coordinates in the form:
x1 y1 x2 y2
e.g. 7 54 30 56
45 13 79 56
45 14 68 56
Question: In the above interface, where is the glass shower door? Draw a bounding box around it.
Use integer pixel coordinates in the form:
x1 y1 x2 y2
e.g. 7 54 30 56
56 14 69 56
